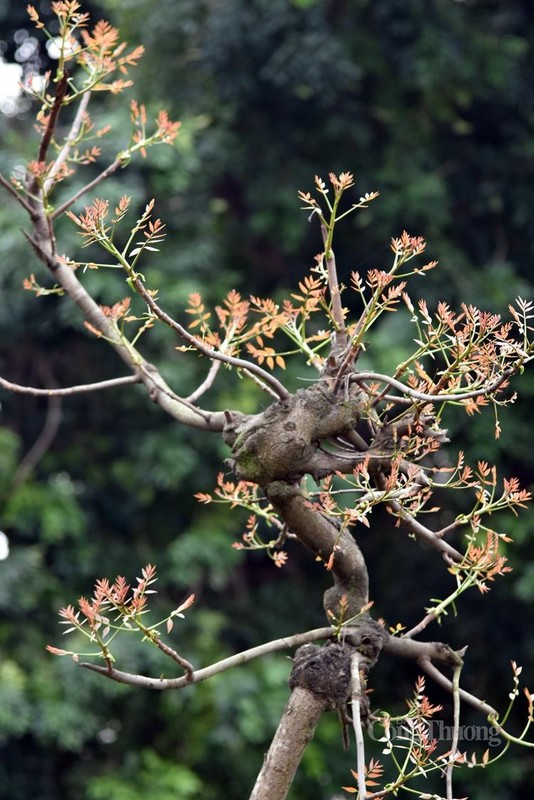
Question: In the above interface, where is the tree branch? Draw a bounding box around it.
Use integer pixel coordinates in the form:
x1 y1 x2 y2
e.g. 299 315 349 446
384 635 463 665
445 662 462 800
131 275 290 401
351 651 368 799
185 358 222 403
320 225 347 344
418 657 497 718
0 373 141 397
79 626 338 688
0 172 34 214
35 74 69 174
11 360 63 486
351 368 522 405
44 91 91 196
51 155 124 219
266 481 369 620
385 636 498 717
23 226 227 431
401 611 440 640
385 497 463 563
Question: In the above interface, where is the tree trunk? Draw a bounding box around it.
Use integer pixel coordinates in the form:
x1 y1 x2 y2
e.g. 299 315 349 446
249 686 328 800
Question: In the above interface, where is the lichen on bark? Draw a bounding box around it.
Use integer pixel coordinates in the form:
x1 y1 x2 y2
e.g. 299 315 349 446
223 384 365 486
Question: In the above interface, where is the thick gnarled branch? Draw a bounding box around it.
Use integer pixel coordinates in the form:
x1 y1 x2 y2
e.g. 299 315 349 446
266 481 369 620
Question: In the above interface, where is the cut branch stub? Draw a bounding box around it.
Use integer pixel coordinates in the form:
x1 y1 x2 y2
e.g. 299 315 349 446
289 643 353 708
250 628 387 800
223 385 364 486
290 625 386 709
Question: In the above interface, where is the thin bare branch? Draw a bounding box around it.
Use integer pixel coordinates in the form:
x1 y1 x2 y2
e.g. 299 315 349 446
311 483 424 506
0 373 141 397
51 156 124 219
0 172 34 214
132 275 290 400
150 635 194 680
402 611 439 640
321 225 346 339
370 471 464 564
44 91 91 196
351 367 521 405
379 393 413 406
22 227 226 431
384 636 462 665
434 520 463 540
79 626 337 689
351 651 368 799
387 499 463 563
185 359 222 403
446 663 462 800
14 394 62 486
241 368 281 399
333 342 360 393
35 74 69 173
418 657 497 718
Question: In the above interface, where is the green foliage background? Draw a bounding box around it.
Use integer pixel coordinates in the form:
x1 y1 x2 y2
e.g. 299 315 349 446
0 0 533 797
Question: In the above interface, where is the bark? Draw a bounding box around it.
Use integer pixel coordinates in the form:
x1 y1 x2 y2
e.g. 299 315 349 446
250 643 352 800
250 630 386 800
249 686 328 800
25 199 227 432
266 481 369 620
223 384 366 486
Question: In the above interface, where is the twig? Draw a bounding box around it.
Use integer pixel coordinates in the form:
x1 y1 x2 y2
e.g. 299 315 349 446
321 226 346 339
386 497 463 563
434 520 462 540
19 228 227 431
402 611 438 640
13 393 62 486
418 657 497 718
351 651 368 799
241 368 281 399
333 342 360 393
0 172 34 214
446 662 462 800
35 73 69 170
52 156 124 219
351 367 521 405
44 91 91 196
133 275 290 401
335 429 370 451
80 626 338 689
386 637 499 717
372 472 463 563
310 480 424 507
377 393 413 406
150 635 194 681
0 373 141 397
185 359 222 403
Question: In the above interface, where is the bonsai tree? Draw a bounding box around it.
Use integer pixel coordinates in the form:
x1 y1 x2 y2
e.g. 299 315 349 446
1 4 533 798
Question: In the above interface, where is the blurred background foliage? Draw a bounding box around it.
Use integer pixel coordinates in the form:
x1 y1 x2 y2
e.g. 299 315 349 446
0 0 533 797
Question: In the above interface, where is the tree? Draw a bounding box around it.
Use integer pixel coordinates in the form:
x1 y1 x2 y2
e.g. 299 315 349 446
1 4 534 799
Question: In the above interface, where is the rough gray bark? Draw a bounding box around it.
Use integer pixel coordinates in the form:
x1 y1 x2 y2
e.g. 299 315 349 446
250 643 353 800
249 686 328 800
250 629 386 800
223 384 366 485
